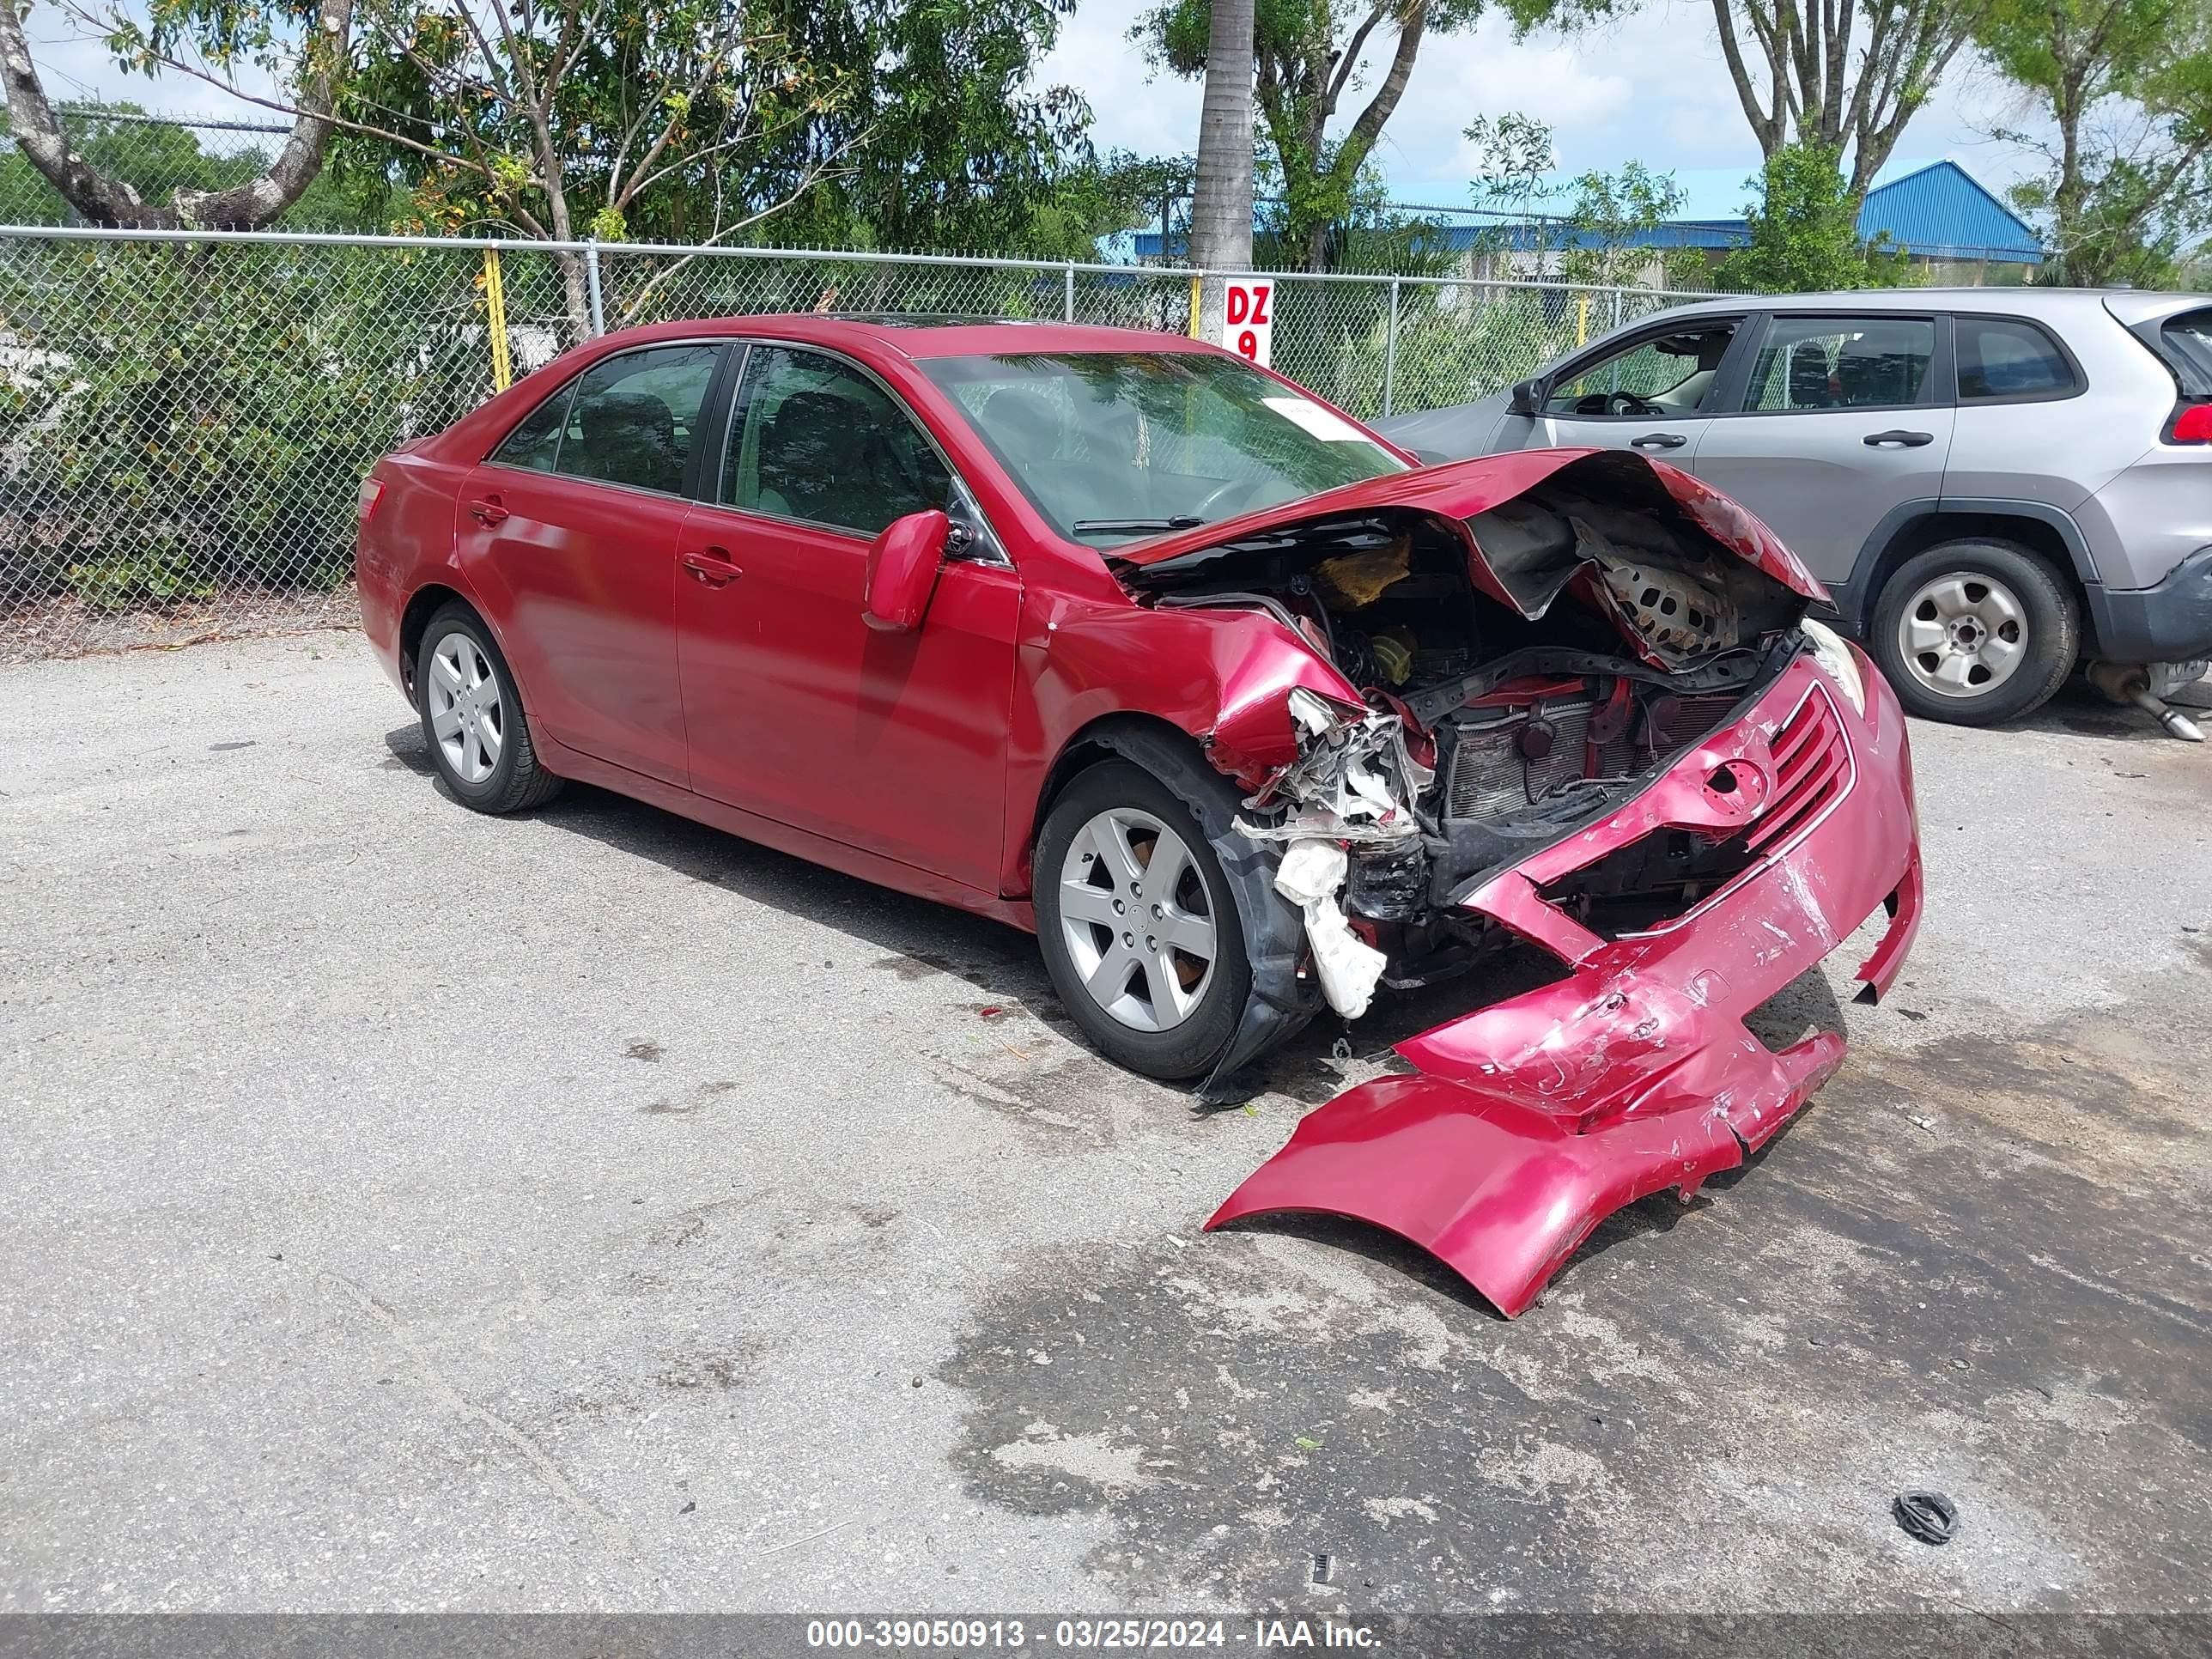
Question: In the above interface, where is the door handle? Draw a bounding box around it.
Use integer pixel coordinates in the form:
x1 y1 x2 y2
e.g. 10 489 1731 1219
1863 429 1935 447
468 496 509 526
682 547 741 588
1631 432 1687 449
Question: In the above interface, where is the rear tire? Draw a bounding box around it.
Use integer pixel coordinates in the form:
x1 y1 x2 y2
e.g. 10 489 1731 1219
1869 539 2078 726
415 603 563 813
1035 760 1254 1081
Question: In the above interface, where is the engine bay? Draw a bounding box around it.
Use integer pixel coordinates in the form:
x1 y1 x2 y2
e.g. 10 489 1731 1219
1120 467 1815 1007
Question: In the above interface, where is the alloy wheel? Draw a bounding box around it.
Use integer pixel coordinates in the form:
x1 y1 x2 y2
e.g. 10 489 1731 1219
425 632 505 783
1897 571 2027 700
1056 806 1218 1033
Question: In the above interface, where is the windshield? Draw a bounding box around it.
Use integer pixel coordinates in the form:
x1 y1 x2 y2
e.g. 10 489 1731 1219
920 351 1407 544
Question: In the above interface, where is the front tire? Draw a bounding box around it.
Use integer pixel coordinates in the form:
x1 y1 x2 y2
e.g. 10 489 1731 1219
1035 761 1254 1081
415 603 563 813
1869 539 2079 726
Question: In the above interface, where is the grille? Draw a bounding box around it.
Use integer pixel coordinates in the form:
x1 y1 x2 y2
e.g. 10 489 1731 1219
1745 687 1850 854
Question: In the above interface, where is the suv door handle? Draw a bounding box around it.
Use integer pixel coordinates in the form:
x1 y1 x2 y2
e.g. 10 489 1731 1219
682 547 741 588
1863 429 1935 447
467 496 509 526
1630 432 1687 449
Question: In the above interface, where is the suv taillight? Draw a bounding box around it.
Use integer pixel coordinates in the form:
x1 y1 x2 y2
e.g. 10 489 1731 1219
2170 402 2212 444
357 476 386 526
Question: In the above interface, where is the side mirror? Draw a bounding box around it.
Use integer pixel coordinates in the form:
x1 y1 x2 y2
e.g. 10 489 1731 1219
864 508 951 633
1507 376 1546 417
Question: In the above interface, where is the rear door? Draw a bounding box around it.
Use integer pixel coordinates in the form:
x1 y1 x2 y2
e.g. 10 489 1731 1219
1690 312 1954 586
1492 313 1752 463
456 341 727 786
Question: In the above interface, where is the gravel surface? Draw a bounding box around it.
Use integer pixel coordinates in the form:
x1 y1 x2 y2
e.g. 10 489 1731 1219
3 630 2207 1616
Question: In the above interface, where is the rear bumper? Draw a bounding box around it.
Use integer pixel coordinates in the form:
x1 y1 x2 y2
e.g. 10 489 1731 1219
1209 649 1923 1316
2084 544 2212 664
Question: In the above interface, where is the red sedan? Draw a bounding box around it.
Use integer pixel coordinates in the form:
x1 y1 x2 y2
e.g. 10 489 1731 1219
358 315 1922 1316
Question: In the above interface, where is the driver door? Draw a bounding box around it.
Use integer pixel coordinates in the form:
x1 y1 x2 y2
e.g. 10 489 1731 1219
673 343 1022 896
1495 315 1751 465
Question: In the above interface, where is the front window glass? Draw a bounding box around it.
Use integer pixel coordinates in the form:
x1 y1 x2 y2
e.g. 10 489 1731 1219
553 343 721 495
921 351 1404 544
1747 316 1934 410
1547 324 1738 417
722 346 952 536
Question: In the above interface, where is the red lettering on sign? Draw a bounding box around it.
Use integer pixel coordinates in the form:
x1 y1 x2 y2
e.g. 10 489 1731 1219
1237 330 1259 360
1227 287 1249 324
1251 283 1272 325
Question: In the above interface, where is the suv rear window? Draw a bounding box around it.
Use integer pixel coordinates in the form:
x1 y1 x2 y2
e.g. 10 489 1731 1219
1955 317 2078 400
2146 308 2212 397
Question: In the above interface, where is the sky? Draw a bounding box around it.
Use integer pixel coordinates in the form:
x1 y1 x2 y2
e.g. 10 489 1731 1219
1036 0 2049 210
18 0 2049 210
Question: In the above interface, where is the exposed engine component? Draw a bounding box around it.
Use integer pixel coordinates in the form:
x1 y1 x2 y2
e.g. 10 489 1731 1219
1589 544 1737 665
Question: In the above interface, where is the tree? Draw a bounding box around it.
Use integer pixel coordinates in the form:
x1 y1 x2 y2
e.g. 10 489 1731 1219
1977 0 2212 286
1461 114 1690 287
1139 0 1486 272
0 0 349 228
0 104 393 228
91 0 859 339
1713 139 1913 289
1185 0 1255 276
1707 0 1981 198
740 0 1115 258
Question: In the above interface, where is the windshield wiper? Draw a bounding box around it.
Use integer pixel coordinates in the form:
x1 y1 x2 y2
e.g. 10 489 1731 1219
1069 515 1206 537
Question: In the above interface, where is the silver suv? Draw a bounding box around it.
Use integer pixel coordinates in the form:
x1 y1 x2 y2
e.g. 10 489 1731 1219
1379 289 2212 726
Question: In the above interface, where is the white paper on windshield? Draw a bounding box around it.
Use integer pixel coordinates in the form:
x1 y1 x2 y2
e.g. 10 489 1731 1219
1262 396 1370 443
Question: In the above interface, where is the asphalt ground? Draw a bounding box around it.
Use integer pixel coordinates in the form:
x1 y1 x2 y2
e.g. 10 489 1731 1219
3 631 2207 1618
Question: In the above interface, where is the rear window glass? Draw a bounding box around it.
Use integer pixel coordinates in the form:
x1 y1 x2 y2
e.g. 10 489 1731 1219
2150 309 2212 397
1956 317 2078 400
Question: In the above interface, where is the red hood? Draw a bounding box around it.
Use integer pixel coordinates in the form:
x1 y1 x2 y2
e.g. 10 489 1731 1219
1109 447 1828 611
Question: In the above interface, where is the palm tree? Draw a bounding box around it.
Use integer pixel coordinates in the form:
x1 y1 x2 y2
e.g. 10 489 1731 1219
1187 0 1255 339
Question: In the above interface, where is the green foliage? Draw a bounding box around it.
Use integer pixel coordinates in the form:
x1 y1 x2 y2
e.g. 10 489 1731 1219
1713 143 1914 292
1134 0 1490 270
0 104 392 230
1977 0 2212 286
0 238 501 607
1462 114 1691 288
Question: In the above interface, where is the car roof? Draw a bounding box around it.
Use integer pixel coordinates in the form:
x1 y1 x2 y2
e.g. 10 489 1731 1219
609 313 1215 362
1650 286 2209 322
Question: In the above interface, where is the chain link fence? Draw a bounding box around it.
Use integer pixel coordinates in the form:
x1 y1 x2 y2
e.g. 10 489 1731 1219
0 225 1714 659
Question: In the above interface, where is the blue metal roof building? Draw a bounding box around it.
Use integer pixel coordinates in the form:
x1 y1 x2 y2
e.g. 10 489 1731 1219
1128 159 2043 271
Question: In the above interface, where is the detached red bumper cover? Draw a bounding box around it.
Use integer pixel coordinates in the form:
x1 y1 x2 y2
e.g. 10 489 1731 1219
1207 649 1922 1317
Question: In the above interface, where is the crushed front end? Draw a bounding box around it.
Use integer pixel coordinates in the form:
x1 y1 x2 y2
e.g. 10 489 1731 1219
1115 449 1923 1316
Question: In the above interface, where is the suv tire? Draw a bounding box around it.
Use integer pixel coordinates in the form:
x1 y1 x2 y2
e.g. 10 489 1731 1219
1870 539 2079 726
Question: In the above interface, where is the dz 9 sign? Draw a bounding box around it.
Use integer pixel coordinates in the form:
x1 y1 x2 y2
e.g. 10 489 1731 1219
1221 279 1273 368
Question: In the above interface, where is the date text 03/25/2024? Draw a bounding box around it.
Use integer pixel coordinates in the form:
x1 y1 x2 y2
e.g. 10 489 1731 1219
804 1618 1382 1650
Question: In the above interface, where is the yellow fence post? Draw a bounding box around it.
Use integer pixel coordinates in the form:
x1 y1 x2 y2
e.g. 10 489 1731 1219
1188 273 1204 340
1577 293 1589 347
483 247 514 392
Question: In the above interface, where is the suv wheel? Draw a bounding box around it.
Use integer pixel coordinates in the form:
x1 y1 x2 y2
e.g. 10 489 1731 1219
1870 539 2079 726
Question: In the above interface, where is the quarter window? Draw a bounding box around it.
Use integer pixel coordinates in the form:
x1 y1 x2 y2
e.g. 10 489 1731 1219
1955 317 2078 400
1747 316 1934 410
550 343 721 495
721 346 951 536
491 386 569 472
